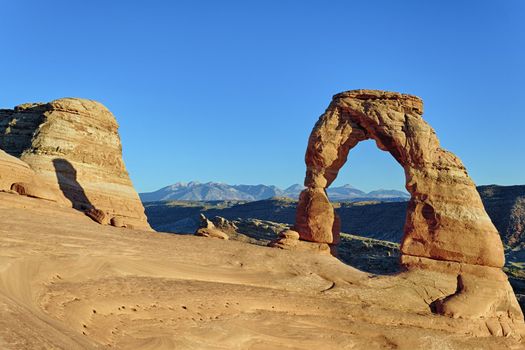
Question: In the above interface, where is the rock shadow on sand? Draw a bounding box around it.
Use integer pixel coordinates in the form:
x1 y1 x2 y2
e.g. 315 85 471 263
53 158 93 211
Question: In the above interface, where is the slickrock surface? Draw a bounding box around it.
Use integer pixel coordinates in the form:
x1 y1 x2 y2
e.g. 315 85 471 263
285 89 523 329
0 98 150 230
0 192 524 349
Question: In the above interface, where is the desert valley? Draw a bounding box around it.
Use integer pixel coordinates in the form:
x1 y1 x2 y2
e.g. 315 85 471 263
0 90 524 350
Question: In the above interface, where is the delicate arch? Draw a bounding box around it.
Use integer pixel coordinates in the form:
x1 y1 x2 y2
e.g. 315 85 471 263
293 90 504 268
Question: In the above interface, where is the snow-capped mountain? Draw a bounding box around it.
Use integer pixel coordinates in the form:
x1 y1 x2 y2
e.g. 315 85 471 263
139 182 409 202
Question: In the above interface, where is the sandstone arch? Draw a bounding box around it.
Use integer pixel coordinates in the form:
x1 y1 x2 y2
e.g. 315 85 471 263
294 89 503 268
278 89 524 324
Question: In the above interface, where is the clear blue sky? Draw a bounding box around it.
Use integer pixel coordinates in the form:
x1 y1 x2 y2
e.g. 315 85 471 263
1 1 523 192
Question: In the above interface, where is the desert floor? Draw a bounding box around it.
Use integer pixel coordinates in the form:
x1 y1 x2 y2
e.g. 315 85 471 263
0 192 523 349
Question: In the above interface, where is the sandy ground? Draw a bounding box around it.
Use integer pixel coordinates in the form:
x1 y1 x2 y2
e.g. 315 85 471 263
0 192 524 349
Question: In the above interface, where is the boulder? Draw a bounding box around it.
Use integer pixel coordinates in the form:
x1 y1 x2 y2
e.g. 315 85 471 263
268 229 334 255
110 216 126 228
0 98 151 230
211 216 238 234
85 208 108 225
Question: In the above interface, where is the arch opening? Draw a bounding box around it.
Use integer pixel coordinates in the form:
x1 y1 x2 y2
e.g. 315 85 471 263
326 139 408 274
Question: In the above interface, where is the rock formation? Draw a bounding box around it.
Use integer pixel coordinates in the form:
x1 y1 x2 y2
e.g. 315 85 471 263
210 216 239 234
195 214 229 240
269 229 332 255
0 149 59 201
0 98 150 230
278 89 523 329
0 149 35 192
85 208 109 225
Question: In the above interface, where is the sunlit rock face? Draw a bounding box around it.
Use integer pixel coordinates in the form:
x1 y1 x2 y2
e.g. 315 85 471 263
289 89 523 327
0 149 34 191
296 89 501 266
0 98 151 230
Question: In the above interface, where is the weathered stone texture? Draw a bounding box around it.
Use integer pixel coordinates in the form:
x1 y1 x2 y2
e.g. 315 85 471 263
296 89 502 268
0 98 150 230
0 149 34 191
291 89 522 328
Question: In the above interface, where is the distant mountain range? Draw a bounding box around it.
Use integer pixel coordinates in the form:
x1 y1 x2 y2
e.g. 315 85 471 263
139 181 410 202
143 184 525 250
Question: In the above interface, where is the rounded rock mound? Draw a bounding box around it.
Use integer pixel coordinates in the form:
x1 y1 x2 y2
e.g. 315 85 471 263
0 98 151 230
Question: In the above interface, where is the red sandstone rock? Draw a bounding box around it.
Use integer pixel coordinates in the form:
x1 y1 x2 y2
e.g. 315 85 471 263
291 89 522 328
85 208 108 225
0 150 34 191
268 237 331 255
0 98 151 230
296 89 503 268
110 216 126 228
293 188 340 244
1 150 59 201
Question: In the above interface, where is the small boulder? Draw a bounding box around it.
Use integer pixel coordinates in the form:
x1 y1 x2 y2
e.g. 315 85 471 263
110 216 126 228
85 208 108 225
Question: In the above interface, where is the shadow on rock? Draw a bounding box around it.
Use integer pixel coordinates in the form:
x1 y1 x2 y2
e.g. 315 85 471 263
53 158 93 211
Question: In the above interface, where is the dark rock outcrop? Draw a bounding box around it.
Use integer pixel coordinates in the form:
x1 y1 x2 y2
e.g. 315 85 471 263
479 185 525 248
